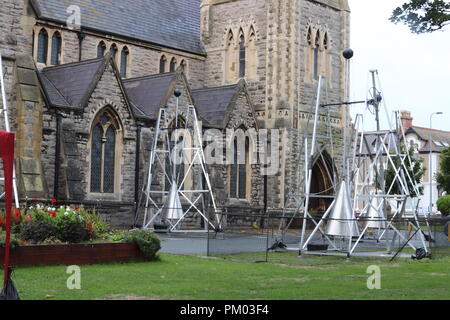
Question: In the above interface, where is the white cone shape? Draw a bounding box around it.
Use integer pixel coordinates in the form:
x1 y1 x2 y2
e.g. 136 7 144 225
325 181 359 237
163 182 183 220
364 196 386 229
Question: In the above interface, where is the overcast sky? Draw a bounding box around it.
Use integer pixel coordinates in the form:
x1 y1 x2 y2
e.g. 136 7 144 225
348 0 449 132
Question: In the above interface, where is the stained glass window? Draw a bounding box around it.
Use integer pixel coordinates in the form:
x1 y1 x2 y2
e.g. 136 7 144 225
103 126 116 193
97 41 106 58
160 56 166 73
170 58 177 72
120 47 129 77
239 35 246 78
110 44 118 59
51 32 61 65
90 110 119 194
37 29 48 64
229 137 250 200
90 124 103 192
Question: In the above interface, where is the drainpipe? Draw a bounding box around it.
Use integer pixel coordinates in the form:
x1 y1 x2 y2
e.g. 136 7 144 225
134 121 144 226
54 109 64 199
77 31 85 61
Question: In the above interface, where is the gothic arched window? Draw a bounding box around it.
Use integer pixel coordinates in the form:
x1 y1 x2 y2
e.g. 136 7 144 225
228 133 251 200
225 30 235 82
90 109 121 194
159 55 167 73
239 33 246 78
51 32 62 65
170 57 177 72
323 32 329 50
97 41 106 58
247 26 257 78
37 29 48 64
120 46 129 77
313 31 321 80
110 43 118 60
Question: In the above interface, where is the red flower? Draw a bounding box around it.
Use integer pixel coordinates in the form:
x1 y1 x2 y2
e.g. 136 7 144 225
51 199 57 204
32 195 38 199
49 211 57 218
15 209 21 217
74 206 79 211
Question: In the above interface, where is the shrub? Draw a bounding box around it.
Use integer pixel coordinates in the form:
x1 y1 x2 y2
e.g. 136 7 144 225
55 215 89 244
19 220 57 244
437 195 450 216
0 232 20 249
124 230 161 261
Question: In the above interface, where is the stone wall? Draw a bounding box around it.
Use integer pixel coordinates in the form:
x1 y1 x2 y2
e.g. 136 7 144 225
201 0 350 209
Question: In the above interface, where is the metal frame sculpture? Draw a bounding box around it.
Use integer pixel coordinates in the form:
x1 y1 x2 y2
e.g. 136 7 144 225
299 69 429 257
137 91 220 233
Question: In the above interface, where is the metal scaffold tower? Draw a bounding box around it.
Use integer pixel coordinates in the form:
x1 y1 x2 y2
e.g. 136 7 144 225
0 52 20 209
299 69 429 258
136 90 221 233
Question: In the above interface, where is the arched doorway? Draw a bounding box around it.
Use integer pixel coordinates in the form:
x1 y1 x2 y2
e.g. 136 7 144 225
309 152 335 213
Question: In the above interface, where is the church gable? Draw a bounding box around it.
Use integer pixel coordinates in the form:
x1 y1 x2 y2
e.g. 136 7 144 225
192 79 257 130
42 55 138 202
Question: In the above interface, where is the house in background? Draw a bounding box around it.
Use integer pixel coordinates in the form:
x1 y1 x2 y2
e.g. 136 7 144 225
400 110 450 215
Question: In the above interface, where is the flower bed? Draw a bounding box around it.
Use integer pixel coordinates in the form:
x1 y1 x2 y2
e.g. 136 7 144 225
0 202 161 266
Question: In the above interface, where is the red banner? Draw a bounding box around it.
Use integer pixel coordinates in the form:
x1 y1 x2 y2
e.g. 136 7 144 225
0 130 15 285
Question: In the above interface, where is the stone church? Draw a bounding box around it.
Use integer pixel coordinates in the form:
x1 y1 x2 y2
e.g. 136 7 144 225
0 0 350 227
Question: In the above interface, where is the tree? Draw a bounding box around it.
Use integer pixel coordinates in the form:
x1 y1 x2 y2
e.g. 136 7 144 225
436 147 450 194
390 0 450 33
383 145 425 197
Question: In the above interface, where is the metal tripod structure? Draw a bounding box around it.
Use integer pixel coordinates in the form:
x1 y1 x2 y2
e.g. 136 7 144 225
137 97 220 232
277 75 339 244
295 70 429 257
0 53 20 209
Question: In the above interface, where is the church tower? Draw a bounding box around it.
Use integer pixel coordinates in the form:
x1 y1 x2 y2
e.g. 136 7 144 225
201 0 351 210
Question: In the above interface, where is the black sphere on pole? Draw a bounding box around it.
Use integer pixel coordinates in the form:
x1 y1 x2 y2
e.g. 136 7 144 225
343 48 354 60
174 89 182 97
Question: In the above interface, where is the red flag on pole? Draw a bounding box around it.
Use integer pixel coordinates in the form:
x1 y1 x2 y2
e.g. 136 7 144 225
0 130 15 286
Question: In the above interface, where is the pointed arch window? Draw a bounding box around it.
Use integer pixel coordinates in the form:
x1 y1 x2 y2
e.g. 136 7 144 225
180 59 186 71
228 134 251 200
120 46 129 77
160 55 167 73
239 34 246 78
37 29 48 64
97 41 106 58
110 43 118 60
51 32 62 65
313 31 321 80
248 26 257 78
170 57 177 72
90 109 121 194
225 30 235 82
307 27 313 46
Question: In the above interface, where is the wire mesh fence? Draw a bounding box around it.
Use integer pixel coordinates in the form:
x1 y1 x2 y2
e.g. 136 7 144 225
205 211 450 263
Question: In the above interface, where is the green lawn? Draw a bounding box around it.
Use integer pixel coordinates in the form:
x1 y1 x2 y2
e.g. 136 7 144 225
10 249 450 300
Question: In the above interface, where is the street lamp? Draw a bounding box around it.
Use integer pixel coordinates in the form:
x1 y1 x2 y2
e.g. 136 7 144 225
429 112 443 217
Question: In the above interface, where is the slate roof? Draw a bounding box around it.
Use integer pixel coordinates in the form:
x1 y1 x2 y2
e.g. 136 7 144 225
38 58 105 107
123 73 177 119
406 126 450 153
192 84 240 128
32 0 204 55
357 131 399 156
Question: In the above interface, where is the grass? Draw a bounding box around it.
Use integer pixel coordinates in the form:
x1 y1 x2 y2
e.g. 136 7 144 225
8 247 450 300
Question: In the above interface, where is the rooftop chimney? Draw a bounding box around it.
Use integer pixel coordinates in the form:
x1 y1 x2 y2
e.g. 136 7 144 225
400 110 413 130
